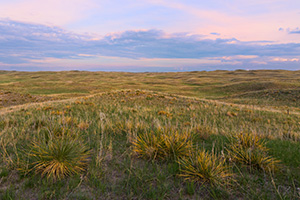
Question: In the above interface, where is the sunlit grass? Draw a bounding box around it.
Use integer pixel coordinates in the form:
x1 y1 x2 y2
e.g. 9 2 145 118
178 150 234 186
158 131 193 161
24 135 90 181
227 132 280 171
132 132 160 160
132 130 193 161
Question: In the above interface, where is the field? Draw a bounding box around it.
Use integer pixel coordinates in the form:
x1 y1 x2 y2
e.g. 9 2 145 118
0 70 300 199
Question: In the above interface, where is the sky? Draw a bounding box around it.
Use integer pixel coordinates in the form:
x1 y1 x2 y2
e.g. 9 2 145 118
0 0 299 71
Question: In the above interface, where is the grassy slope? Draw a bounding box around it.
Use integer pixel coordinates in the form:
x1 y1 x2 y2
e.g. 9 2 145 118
0 89 300 199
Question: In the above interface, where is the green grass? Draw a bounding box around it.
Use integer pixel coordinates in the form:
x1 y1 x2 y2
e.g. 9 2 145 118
0 70 300 199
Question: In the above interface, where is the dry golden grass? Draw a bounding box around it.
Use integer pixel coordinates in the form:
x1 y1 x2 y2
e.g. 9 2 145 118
227 132 280 171
178 150 234 186
132 132 160 160
132 129 193 161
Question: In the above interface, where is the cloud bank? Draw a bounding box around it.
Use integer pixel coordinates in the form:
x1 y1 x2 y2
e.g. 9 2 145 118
0 19 299 71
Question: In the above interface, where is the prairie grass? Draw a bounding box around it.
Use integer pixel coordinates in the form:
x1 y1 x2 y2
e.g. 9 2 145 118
132 129 193 161
178 150 233 186
1 70 300 112
132 132 160 160
158 130 193 161
0 86 299 199
22 131 90 181
227 132 280 171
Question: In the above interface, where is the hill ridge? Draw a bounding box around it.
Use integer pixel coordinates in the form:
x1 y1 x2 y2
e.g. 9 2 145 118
1 89 299 116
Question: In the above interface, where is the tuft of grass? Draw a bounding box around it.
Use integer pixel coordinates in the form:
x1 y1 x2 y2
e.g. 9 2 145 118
228 145 280 171
178 150 234 186
131 132 159 161
230 132 267 151
227 132 280 171
24 136 90 181
158 131 193 161
132 130 193 161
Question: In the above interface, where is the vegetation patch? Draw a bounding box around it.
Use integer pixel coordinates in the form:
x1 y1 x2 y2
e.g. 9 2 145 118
178 150 233 186
22 133 90 181
227 132 280 171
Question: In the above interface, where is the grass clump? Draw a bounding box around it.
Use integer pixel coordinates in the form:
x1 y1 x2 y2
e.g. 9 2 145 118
24 135 90 181
132 132 160 160
132 130 193 161
178 150 233 186
158 131 193 161
227 132 280 171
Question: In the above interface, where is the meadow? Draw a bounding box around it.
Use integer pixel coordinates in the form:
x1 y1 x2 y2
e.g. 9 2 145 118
0 70 299 199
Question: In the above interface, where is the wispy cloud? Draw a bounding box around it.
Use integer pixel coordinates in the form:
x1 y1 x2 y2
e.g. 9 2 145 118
287 27 300 34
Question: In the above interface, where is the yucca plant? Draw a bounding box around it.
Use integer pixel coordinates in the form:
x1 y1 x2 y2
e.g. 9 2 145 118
158 131 193 161
131 132 159 160
132 130 193 161
178 150 234 186
228 144 280 171
25 136 90 181
230 132 267 151
227 132 280 171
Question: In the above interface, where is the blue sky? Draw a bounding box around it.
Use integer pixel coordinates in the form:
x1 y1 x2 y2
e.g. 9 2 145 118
0 0 299 71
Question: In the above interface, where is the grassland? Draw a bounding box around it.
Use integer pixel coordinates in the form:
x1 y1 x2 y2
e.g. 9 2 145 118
1 70 300 111
0 70 300 199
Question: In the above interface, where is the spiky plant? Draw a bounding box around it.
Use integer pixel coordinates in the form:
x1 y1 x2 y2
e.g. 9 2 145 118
131 132 159 160
227 132 280 171
132 130 194 161
158 131 193 161
228 144 280 171
231 132 267 151
178 150 234 186
26 136 90 181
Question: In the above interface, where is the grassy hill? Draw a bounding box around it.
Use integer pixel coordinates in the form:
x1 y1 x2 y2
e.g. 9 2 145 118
1 70 300 110
0 70 300 199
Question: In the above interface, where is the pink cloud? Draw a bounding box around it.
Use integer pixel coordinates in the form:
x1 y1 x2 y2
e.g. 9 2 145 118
221 55 258 61
271 57 299 62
